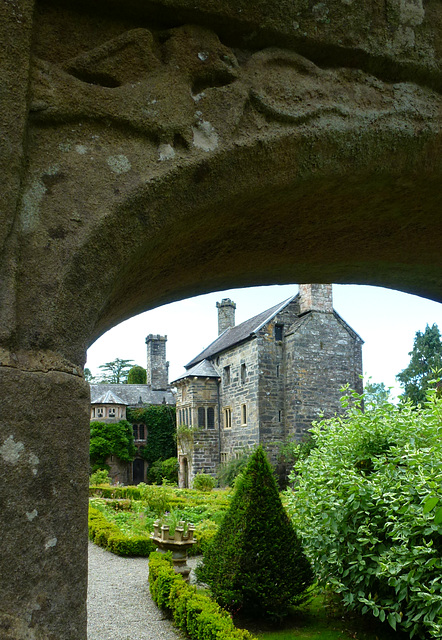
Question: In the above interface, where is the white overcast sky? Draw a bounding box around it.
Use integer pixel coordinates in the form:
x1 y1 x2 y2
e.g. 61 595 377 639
86 284 442 400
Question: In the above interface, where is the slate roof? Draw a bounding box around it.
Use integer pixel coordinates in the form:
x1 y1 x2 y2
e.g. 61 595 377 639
91 389 128 405
185 294 298 369
90 384 175 407
172 359 220 383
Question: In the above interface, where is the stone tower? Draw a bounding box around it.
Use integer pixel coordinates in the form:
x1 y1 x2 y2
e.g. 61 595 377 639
146 334 169 390
299 284 333 314
216 298 236 335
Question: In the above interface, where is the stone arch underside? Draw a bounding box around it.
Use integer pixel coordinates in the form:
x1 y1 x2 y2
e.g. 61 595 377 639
1 0 442 638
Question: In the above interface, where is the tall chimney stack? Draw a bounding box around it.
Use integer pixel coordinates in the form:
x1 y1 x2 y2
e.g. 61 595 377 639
145 334 169 390
299 284 333 314
216 298 236 335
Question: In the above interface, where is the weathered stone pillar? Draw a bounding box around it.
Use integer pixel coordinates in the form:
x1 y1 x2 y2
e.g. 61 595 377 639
0 354 90 640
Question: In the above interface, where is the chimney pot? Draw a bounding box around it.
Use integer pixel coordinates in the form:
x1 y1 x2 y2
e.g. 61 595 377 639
216 298 236 335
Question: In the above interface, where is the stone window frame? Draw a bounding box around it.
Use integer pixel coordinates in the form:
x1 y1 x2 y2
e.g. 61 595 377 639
241 404 247 426
207 407 215 429
97 407 104 418
223 407 232 429
274 323 284 341
91 408 95 418
133 424 146 441
223 365 231 385
108 407 116 417
220 452 228 463
198 406 206 428
197 406 216 429
240 363 247 384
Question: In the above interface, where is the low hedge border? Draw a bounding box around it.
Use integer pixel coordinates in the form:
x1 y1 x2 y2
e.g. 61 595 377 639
89 485 144 499
149 552 257 640
88 507 155 556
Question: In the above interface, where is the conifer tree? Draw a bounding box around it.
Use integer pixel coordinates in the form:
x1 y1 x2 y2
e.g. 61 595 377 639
396 323 442 405
196 446 313 620
127 365 147 384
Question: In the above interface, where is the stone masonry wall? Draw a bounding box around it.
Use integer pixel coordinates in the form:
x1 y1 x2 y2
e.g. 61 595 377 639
176 377 219 486
257 299 301 461
284 311 363 440
214 339 260 461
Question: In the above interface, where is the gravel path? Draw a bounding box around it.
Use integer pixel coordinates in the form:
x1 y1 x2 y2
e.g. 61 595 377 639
87 541 186 640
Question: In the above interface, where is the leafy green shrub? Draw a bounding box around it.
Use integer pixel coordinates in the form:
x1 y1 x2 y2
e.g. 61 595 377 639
147 457 179 485
89 468 110 486
137 482 172 514
149 552 256 640
193 473 216 492
189 519 219 556
88 506 154 556
197 446 314 620
274 435 318 489
288 390 442 639
216 450 251 487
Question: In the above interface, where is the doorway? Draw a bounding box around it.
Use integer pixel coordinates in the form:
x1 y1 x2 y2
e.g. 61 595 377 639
132 458 145 485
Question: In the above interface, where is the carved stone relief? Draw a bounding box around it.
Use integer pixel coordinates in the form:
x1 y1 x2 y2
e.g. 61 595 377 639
30 24 440 162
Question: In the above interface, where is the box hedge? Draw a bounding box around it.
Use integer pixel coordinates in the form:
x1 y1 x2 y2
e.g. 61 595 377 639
149 552 256 640
88 507 155 556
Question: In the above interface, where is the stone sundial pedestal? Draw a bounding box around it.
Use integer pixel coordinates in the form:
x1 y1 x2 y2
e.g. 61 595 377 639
151 520 197 582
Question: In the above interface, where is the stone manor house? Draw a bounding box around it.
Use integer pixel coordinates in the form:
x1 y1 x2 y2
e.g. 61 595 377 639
90 334 175 484
173 284 363 488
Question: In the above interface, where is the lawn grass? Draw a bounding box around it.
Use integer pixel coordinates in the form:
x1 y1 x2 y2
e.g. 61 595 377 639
237 593 409 640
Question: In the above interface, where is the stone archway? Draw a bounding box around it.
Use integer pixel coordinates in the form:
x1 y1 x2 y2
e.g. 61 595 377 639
1 0 442 638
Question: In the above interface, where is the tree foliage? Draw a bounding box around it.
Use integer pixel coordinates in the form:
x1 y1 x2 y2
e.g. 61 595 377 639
363 381 391 409
97 358 134 383
90 420 136 472
197 446 314 620
127 365 147 384
287 388 442 639
127 405 176 465
84 367 94 382
146 457 179 484
396 324 442 405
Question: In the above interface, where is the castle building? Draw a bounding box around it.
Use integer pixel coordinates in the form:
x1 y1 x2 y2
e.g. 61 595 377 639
90 334 175 484
172 284 363 488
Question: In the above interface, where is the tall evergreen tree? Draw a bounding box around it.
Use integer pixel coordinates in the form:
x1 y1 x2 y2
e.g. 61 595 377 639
127 365 147 384
396 324 442 405
196 446 313 620
97 358 134 383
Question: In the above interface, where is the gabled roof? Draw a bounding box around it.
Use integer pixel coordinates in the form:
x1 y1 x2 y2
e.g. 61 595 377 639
172 359 220 383
90 384 175 407
185 294 298 368
285 309 364 344
91 389 127 405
